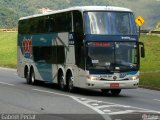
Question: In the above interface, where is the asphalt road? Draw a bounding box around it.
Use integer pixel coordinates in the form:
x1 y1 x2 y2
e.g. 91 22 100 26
0 67 160 120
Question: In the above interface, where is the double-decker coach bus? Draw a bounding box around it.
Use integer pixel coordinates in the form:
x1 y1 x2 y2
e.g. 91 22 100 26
17 6 145 95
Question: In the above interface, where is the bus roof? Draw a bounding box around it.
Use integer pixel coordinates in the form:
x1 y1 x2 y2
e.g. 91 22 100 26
19 6 132 20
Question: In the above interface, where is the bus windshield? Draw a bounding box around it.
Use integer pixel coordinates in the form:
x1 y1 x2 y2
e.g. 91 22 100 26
84 11 137 35
86 42 138 72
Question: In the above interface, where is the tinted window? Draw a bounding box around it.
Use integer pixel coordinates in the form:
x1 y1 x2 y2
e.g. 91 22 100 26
33 46 65 64
53 12 72 32
18 12 72 34
84 12 137 35
57 46 65 63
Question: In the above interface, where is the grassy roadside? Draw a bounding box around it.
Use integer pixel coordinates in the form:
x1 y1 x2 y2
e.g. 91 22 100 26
0 32 159 89
0 32 17 68
140 35 160 72
139 35 160 89
140 72 160 89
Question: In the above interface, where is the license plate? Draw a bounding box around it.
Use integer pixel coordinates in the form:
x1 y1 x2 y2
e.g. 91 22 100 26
110 83 119 88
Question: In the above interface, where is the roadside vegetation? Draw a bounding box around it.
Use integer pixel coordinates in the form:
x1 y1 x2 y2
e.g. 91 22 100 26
0 0 160 29
139 34 160 89
0 32 17 68
155 22 160 31
0 32 159 88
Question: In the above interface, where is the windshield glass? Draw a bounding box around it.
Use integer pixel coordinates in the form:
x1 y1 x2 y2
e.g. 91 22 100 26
86 42 138 71
84 12 137 35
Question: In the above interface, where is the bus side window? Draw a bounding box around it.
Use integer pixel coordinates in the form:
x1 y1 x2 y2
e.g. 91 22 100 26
73 11 83 38
73 11 84 69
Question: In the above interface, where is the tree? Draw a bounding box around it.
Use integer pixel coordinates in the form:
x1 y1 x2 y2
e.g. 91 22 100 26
156 22 160 30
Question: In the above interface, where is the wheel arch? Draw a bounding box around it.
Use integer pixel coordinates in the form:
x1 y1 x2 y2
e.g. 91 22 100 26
58 68 64 81
57 66 65 82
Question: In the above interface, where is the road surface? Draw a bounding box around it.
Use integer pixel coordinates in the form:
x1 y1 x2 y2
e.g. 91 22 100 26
0 68 159 120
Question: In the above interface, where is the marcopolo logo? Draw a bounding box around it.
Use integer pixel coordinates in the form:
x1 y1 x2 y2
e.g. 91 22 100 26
22 37 32 54
120 73 128 78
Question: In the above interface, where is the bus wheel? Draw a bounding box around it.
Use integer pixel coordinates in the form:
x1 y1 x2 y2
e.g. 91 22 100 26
30 69 36 85
67 74 74 92
101 89 109 94
26 71 30 84
111 89 121 95
59 75 65 91
25 68 30 84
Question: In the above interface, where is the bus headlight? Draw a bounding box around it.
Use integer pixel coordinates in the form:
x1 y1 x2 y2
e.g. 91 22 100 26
87 76 98 80
131 75 139 80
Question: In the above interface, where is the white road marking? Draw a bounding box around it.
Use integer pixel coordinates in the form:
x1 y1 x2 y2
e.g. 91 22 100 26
32 88 111 119
95 105 129 109
32 89 70 97
103 110 111 112
108 110 160 115
153 99 160 102
79 98 87 101
70 96 112 120
85 98 160 113
91 103 99 106
70 96 105 114
0 81 15 86
108 110 135 115
32 88 160 116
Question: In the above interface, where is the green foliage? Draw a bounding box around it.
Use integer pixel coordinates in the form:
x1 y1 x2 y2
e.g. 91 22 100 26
0 0 36 28
155 22 160 31
0 6 18 28
117 0 160 29
0 0 160 29
140 35 160 72
140 72 160 88
0 32 17 68
139 34 160 88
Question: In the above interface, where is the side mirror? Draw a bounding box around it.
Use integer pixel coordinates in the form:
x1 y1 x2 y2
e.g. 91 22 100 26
139 42 145 58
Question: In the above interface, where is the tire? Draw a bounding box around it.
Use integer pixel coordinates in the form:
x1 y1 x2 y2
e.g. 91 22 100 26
111 89 121 95
27 69 37 85
30 69 36 85
58 74 65 91
25 69 30 84
67 74 74 92
101 89 109 94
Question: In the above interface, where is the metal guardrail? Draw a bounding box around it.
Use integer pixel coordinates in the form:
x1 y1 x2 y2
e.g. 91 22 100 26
150 31 160 34
0 29 159 34
140 30 160 34
0 29 17 32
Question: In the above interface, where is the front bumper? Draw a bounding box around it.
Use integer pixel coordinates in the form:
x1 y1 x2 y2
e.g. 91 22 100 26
86 79 139 89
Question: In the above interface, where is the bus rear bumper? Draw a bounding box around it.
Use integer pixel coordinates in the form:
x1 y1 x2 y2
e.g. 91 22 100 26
85 79 139 89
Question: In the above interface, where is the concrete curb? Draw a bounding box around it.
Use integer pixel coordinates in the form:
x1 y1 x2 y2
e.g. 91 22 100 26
0 67 16 71
141 70 160 73
139 85 160 91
